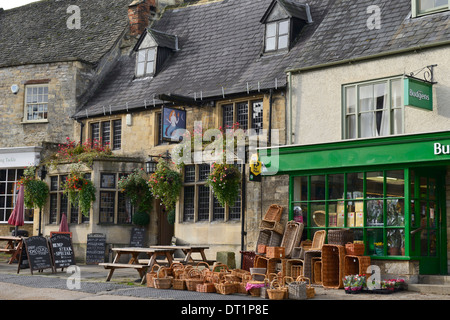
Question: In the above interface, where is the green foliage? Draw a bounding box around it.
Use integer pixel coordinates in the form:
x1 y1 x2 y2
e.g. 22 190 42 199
62 164 96 217
167 209 175 225
207 163 241 207
118 168 153 214
147 159 182 212
19 167 49 210
132 211 150 227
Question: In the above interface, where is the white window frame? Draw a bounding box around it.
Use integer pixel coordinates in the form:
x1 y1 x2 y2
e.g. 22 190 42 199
342 76 404 140
264 19 290 53
412 0 449 17
24 84 49 123
135 47 157 77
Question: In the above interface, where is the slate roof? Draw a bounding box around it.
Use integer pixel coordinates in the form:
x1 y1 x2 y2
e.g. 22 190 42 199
261 0 312 23
0 0 131 68
74 0 327 119
287 0 450 71
74 0 449 119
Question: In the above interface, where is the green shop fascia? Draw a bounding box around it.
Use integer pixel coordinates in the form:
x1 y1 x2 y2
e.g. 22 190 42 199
259 130 450 275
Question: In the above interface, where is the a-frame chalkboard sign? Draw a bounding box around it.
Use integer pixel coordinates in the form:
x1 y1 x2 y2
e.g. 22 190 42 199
18 236 55 275
49 233 76 271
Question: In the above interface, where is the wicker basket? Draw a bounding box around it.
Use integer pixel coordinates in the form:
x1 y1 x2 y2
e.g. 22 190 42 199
263 204 283 222
267 279 287 300
196 282 216 293
257 244 267 254
328 229 354 246
260 220 284 235
185 268 205 291
254 255 278 275
344 255 371 277
321 244 345 289
266 246 285 259
146 264 162 288
215 280 238 295
173 278 187 290
303 250 321 280
286 276 307 300
240 251 256 271
280 221 304 258
291 264 303 279
345 242 365 256
296 276 315 299
231 268 251 279
313 259 322 285
153 266 173 289
313 210 326 227
171 262 185 279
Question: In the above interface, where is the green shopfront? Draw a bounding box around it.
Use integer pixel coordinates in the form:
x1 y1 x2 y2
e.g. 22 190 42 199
260 131 450 275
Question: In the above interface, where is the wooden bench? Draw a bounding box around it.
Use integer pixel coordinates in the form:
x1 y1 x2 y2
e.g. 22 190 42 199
99 263 148 281
0 248 16 254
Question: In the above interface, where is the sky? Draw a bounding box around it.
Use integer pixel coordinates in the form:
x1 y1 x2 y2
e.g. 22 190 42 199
0 0 40 10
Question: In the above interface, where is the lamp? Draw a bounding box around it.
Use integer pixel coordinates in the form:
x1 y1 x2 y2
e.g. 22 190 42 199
145 157 158 174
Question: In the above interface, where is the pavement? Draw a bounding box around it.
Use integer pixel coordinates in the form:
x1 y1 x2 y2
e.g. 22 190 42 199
0 260 448 302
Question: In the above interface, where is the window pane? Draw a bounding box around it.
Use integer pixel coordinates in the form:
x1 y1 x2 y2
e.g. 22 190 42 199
99 191 115 223
328 174 345 200
91 123 100 142
346 115 356 139
265 37 276 51
310 175 325 200
387 199 405 226
366 171 384 197
183 186 195 222
266 23 276 37
112 120 122 150
138 50 146 62
146 60 154 74
118 192 133 224
101 173 116 189
387 229 404 256
102 122 110 147
136 62 145 76
197 185 210 221
198 164 210 181
278 35 288 49
229 190 241 220
367 199 383 226
311 202 326 227
279 20 289 35
346 172 363 199
223 104 234 129
212 196 224 221
49 194 58 224
147 48 155 62
237 102 248 129
251 101 263 134
386 170 404 197
293 176 307 202
184 165 196 183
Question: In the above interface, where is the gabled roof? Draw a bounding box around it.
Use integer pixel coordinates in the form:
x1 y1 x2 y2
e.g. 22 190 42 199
261 0 312 24
74 0 329 119
0 0 131 68
287 0 450 71
134 28 179 51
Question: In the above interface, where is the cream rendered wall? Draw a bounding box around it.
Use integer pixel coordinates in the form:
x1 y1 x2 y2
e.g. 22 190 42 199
290 46 450 145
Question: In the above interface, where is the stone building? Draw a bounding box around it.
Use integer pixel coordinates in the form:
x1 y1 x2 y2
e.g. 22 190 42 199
64 0 320 264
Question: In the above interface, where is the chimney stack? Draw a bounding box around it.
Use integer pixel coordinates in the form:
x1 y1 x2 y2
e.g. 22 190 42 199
128 0 156 37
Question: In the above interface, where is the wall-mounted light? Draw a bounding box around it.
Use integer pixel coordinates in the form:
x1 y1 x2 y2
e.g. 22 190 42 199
145 150 171 174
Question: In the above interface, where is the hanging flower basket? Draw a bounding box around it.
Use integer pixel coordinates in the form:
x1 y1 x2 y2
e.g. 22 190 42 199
118 168 153 214
63 166 96 217
19 166 49 210
147 159 182 212
207 162 241 208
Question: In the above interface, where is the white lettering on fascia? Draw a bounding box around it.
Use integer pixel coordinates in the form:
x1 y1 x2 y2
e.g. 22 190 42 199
434 143 450 155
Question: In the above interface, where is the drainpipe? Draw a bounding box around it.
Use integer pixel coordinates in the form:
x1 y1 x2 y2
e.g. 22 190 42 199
288 71 293 145
77 119 85 143
240 157 247 268
268 89 273 145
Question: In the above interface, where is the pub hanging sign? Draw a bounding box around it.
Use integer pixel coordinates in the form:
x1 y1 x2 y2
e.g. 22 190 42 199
404 77 433 111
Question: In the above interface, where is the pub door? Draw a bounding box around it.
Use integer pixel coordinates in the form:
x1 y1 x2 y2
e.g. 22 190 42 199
157 202 174 245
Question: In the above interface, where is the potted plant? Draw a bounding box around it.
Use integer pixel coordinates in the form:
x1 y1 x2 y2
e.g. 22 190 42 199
207 162 241 208
374 242 384 256
387 229 401 256
62 164 96 217
118 168 153 214
147 158 182 212
132 211 151 227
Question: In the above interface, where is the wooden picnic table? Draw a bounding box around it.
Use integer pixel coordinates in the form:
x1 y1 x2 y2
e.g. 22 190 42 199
99 247 176 284
0 236 24 264
149 245 211 264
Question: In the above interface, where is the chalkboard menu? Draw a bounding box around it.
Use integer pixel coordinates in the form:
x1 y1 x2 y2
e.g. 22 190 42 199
86 233 106 264
129 227 145 247
23 236 54 274
50 233 76 269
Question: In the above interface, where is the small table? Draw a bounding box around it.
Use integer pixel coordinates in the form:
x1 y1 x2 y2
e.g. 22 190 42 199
149 245 210 264
99 247 176 284
0 236 23 264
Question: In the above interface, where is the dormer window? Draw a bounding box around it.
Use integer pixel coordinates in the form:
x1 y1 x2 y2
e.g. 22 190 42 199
133 28 178 78
413 0 449 16
265 20 290 52
261 0 312 54
136 47 156 77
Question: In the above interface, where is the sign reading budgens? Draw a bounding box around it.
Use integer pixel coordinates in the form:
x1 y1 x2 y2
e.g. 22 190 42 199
404 77 433 111
434 143 450 155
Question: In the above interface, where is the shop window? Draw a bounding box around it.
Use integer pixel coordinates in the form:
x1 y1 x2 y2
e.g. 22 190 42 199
221 99 264 134
90 119 122 150
0 169 33 223
49 174 90 225
343 77 403 139
181 164 241 222
99 173 134 224
413 0 449 16
24 84 48 122
291 169 406 258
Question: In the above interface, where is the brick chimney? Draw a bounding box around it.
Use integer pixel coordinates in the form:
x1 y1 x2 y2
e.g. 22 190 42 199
128 0 156 37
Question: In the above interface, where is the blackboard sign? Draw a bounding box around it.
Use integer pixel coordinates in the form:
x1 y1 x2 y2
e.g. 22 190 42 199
17 241 29 272
129 227 145 247
86 233 106 264
50 233 76 269
23 236 54 274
